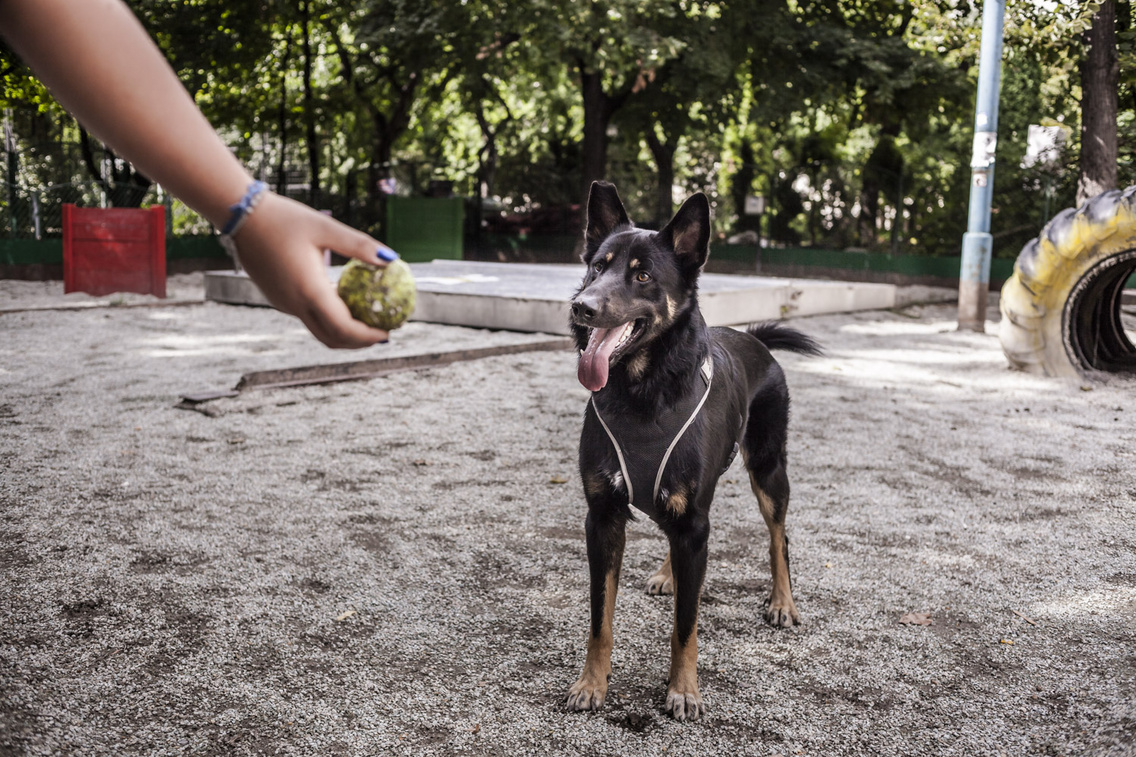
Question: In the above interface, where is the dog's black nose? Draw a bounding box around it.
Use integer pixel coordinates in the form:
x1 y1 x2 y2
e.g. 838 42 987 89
571 300 596 322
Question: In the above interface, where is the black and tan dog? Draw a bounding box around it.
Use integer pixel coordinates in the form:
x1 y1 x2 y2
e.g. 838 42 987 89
566 181 820 721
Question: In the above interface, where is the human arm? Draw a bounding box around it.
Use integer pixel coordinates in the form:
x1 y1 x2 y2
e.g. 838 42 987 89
0 0 393 348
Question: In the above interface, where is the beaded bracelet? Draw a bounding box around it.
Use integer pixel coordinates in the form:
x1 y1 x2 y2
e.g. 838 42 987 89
218 180 268 260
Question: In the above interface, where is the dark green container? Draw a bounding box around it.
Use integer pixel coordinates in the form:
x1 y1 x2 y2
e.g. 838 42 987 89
385 197 465 262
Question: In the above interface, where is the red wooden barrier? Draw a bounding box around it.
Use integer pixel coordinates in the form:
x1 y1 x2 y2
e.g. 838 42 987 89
62 205 166 298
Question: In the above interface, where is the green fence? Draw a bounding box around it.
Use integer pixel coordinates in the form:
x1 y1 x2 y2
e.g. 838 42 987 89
0 238 63 266
11 230 1130 290
711 244 1018 282
167 236 227 261
0 235 226 266
466 232 577 263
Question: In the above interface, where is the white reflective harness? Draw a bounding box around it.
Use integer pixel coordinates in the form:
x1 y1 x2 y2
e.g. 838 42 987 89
590 357 714 517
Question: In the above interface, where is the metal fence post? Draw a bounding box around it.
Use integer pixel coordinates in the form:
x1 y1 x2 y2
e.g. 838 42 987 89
32 191 41 239
891 171 904 256
958 0 1007 332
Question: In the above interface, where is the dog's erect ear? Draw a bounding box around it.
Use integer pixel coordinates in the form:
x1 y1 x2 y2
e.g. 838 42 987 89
584 181 631 257
660 193 711 273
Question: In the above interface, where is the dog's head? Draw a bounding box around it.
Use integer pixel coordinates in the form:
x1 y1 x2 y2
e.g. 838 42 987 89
571 181 710 392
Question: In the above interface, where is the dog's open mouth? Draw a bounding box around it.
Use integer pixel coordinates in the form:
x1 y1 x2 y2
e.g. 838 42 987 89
577 320 645 392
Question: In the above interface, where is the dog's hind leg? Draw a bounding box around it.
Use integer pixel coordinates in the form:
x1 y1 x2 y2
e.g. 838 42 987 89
646 550 673 595
748 462 801 628
742 377 801 628
664 515 709 721
567 506 627 712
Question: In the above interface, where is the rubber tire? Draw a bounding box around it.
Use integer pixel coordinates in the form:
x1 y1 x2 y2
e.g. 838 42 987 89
999 185 1136 378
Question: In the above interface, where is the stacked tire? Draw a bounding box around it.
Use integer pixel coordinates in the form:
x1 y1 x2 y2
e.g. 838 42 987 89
999 186 1136 378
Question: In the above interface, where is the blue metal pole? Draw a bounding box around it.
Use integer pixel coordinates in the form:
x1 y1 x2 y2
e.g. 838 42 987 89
958 0 1006 331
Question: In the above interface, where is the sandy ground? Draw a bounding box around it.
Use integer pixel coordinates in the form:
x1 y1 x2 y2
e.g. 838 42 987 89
1 274 1135 756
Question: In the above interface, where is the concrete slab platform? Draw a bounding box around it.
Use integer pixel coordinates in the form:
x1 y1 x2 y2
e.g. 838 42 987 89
205 260 896 335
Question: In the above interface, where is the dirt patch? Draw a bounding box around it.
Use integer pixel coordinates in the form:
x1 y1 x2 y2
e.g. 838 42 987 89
1 288 1135 755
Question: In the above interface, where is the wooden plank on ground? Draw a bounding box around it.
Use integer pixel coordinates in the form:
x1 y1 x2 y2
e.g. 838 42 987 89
233 338 574 392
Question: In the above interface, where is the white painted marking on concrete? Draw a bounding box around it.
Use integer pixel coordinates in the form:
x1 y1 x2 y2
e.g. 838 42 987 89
414 274 501 286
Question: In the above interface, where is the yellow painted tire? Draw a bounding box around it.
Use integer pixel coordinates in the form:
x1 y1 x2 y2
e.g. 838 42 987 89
999 186 1136 377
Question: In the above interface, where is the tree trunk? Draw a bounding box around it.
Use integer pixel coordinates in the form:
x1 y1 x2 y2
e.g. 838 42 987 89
807 165 820 247
78 126 107 195
344 168 357 227
858 130 902 249
300 0 320 208
5 116 18 236
363 81 417 234
276 33 291 196
1077 0 1118 206
77 126 150 207
857 172 879 248
369 124 394 236
474 99 501 200
580 68 614 204
732 141 759 235
644 127 676 226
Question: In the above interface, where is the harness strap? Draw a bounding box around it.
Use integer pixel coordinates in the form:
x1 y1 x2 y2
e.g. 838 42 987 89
592 356 714 515
591 401 637 504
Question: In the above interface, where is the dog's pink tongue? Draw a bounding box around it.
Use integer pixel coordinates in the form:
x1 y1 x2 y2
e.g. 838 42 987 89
578 323 632 392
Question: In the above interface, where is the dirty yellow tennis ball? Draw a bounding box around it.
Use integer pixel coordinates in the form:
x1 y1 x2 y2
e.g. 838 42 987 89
337 258 417 330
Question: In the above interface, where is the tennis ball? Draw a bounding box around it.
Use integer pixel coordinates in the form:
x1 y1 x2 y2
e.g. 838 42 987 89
337 258 417 330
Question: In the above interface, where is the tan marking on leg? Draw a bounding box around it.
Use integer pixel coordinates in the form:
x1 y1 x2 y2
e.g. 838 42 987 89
751 475 801 627
665 484 688 517
567 570 619 711
646 550 673 595
583 471 607 499
666 619 701 720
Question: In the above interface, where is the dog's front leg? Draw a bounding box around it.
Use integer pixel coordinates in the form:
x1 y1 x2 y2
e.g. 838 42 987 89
665 515 709 721
567 505 626 712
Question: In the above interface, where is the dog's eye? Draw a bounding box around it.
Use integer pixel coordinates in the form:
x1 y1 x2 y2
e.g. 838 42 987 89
593 262 604 274
636 271 651 283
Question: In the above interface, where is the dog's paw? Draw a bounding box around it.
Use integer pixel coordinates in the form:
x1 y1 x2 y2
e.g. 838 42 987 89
566 673 608 712
665 687 703 721
646 573 673 595
764 597 801 628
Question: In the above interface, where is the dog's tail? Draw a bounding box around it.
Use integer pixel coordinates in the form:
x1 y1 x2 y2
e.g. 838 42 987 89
746 321 823 356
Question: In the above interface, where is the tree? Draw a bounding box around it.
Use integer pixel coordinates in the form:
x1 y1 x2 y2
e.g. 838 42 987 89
791 0 966 248
299 0 321 207
1078 0 1119 204
77 127 152 207
618 2 747 226
999 0 1128 250
320 0 471 228
525 0 686 204
0 0 1127 256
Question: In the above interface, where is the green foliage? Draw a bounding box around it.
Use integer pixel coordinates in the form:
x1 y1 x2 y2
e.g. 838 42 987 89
0 0 1129 256
0 39 54 114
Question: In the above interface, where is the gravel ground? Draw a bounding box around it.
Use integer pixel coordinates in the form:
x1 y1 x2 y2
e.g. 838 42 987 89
1 275 1134 756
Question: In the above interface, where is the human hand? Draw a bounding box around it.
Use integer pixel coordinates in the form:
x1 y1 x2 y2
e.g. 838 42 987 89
233 192 397 348
0 0 396 349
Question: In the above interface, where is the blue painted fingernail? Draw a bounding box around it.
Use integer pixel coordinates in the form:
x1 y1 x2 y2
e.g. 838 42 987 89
376 245 398 262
